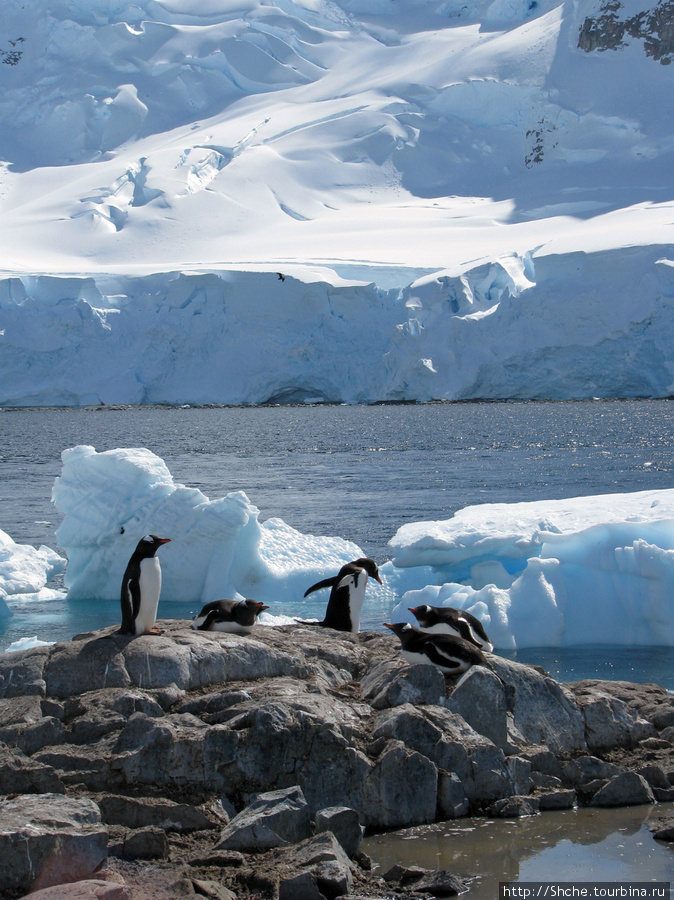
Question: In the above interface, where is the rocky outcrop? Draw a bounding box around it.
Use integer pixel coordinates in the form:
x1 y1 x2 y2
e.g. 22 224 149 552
1 621 674 898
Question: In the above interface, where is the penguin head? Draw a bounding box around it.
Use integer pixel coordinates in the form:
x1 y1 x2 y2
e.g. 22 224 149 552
384 621 415 643
136 534 171 556
355 558 382 584
409 604 432 625
239 599 270 619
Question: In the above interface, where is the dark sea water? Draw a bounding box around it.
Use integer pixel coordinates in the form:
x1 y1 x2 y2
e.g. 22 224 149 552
1 399 674 683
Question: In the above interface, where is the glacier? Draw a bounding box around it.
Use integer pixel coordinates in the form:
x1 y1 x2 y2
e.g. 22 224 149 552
0 0 673 405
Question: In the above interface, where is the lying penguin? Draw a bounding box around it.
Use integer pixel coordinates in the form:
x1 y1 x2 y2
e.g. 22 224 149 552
409 603 493 652
384 622 495 677
191 598 269 634
119 534 171 636
300 557 382 633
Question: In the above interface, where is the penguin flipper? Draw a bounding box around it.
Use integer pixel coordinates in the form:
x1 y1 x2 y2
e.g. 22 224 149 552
303 576 338 598
120 573 141 634
196 609 220 631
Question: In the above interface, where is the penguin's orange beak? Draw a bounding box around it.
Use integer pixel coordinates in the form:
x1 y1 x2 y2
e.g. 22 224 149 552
408 606 419 615
383 623 394 630
157 537 171 545
256 603 270 612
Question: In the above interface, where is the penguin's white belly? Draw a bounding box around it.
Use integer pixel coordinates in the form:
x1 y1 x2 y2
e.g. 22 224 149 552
135 557 161 634
425 622 461 638
426 619 493 652
340 573 367 633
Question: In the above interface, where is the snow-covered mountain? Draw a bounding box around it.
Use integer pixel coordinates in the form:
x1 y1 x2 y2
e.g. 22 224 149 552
1 0 673 405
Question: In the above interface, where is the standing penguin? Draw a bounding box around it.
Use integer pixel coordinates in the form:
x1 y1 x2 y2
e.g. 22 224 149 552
119 534 171 636
300 557 382 633
409 604 493 651
191 598 269 634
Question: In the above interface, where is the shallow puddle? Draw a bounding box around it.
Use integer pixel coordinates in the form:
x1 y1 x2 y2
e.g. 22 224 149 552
363 803 674 897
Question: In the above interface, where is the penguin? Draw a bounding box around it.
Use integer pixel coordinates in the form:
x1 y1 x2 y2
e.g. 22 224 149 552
119 534 171 636
300 557 382 633
384 622 493 677
191 598 269 634
409 604 493 652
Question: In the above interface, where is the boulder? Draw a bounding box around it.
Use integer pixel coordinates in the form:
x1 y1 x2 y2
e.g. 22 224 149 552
0 742 65 794
0 794 107 895
96 794 215 833
568 682 656 751
20 881 133 900
489 656 587 754
215 786 312 851
314 806 364 857
590 772 655 807
438 771 469 819
445 666 510 750
122 825 169 860
362 660 446 709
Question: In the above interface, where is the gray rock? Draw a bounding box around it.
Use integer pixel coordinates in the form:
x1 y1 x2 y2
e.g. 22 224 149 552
19 880 133 899
283 831 354 897
215 785 312 851
0 646 50 698
537 790 576 810
568 683 656 751
0 742 65 794
363 661 447 709
438 771 469 819
562 755 624 787
314 806 364 856
97 794 215 832
506 757 532 795
363 739 438 829
0 793 107 894
371 703 513 805
278 871 326 900
445 665 510 750
635 765 672 790
412 869 468 896
590 772 655 807
122 825 169 860
489 656 586 754
490 796 539 817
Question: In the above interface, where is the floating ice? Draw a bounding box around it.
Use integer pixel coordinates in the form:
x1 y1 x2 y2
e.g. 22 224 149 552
52 445 365 613
389 491 674 648
0 528 66 618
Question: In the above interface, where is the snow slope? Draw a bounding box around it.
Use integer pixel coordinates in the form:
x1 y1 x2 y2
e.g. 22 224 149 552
0 0 673 404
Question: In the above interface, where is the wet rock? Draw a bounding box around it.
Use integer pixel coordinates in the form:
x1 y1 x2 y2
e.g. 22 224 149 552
314 806 364 856
438 771 469 819
0 793 107 895
383 864 466 896
537 790 576 810
590 771 655 807
562 755 624 787
650 816 674 842
490 795 539 818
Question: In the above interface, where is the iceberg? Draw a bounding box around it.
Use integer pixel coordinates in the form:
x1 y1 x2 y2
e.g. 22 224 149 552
43 444 674 649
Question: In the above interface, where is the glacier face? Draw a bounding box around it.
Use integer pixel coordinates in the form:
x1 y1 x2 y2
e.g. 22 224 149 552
1 248 673 406
1 0 673 405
